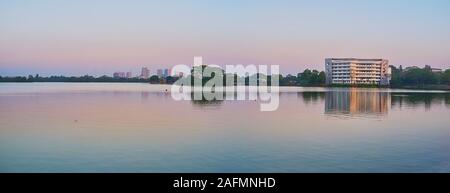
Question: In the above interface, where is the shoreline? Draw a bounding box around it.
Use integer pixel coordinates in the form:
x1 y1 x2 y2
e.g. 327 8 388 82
1 81 449 91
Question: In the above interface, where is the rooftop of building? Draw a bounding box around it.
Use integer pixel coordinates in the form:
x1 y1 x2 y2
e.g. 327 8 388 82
326 58 386 61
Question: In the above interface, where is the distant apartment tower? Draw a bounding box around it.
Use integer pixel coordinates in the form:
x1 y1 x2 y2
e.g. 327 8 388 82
113 72 126 78
140 67 150 79
157 68 170 78
126 72 132 78
325 58 391 85
157 69 163 77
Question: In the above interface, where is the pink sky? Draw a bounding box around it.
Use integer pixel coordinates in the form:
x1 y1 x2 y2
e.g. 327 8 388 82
1 0 449 76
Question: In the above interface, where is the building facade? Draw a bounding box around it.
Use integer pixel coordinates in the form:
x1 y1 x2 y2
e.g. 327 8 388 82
157 68 170 78
140 67 150 79
431 68 442 73
325 58 391 85
113 72 126 78
126 72 132 78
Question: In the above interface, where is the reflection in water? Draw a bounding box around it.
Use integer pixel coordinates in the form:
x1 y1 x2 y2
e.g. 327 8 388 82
189 92 224 109
391 93 450 110
141 91 149 100
1 83 450 172
299 92 325 105
191 99 224 109
325 89 390 116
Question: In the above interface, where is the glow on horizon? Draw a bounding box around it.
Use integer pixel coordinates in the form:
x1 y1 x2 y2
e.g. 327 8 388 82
1 0 450 76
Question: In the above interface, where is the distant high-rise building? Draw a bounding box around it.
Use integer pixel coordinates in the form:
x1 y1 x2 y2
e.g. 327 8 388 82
140 67 150 79
126 72 132 78
113 72 126 78
325 58 391 85
157 68 170 78
157 69 163 78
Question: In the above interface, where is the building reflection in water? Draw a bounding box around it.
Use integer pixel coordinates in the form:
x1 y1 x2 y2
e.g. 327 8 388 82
325 89 390 116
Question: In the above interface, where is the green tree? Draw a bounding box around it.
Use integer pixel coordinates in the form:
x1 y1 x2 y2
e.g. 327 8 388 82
296 69 325 86
149 75 160 83
390 65 402 86
441 69 450 85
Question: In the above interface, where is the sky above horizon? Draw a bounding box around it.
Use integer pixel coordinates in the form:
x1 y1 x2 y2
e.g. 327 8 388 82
1 0 450 76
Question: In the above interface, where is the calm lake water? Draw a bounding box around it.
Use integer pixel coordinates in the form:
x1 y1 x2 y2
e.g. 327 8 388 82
1 83 450 172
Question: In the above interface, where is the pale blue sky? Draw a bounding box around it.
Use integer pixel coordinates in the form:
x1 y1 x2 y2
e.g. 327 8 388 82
1 0 450 76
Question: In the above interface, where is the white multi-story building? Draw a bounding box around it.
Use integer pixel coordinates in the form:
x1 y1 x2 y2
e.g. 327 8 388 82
325 58 391 85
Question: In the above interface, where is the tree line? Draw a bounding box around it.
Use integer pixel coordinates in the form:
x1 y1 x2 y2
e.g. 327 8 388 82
1 65 449 88
390 65 450 86
0 74 180 84
171 66 326 86
0 68 326 86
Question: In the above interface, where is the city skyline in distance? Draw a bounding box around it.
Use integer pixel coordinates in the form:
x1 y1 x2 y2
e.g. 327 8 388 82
1 0 450 76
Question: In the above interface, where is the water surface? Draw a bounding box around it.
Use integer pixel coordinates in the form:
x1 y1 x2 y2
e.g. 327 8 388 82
1 83 449 172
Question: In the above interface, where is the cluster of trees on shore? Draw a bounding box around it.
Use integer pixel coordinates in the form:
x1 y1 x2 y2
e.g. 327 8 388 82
174 66 326 87
0 74 180 84
390 65 450 86
281 69 326 86
0 68 326 86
